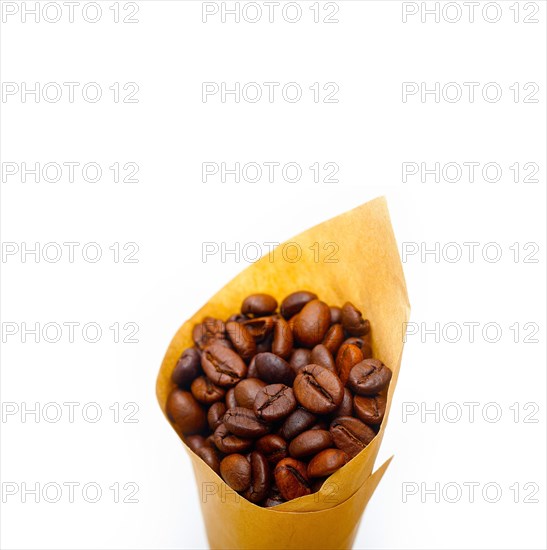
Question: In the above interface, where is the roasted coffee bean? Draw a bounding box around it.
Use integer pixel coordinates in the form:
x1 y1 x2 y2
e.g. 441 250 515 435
201 342 247 387
172 347 202 387
335 343 364 385
279 408 317 441
226 313 249 323
191 376 226 405
341 302 370 336
234 378 267 409
213 423 253 454
254 384 297 422
255 434 288 464
274 458 311 500
310 344 336 372
280 291 318 319
226 321 256 360
288 429 333 459
207 401 227 431
293 300 331 348
329 306 342 324
347 359 392 395
331 388 353 418
241 294 278 317
353 394 387 425
322 323 344 355
242 317 274 342
220 454 251 492
271 317 293 359
330 416 376 458
289 348 311 373
311 421 328 430
196 445 220 475
185 434 206 453
343 336 373 359
263 484 285 507
192 317 226 350
256 334 273 353
243 451 270 503
223 407 270 438
293 364 344 414
225 387 238 409
255 352 294 385
166 389 207 435
307 449 348 478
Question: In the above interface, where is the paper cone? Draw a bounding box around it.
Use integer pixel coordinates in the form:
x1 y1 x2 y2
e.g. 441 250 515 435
157 196 410 548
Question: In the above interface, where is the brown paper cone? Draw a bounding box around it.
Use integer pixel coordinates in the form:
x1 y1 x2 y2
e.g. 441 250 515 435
157 196 410 548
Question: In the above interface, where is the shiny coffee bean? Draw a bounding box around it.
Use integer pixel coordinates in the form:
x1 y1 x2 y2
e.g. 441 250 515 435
254 384 297 422
223 407 270 438
196 445 221 475
255 352 294 385
241 294 278 317
220 454 251 492
243 452 270 503
343 336 373 359
307 449 348 478
322 324 344 355
201 342 247 387
225 387 238 409
225 321 256 360
279 408 317 441
271 317 293 359
185 434 206 453
166 389 207 435
242 317 274 342
207 401 227 431
256 333 273 353
288 429 333 459
280 291 318 319
353 394 386 425
191 376 226 405
335 343 364 385
310 344 336 372
329 306 342 324
293 300 331 348
330 416 376 458
255 434 288 464
347 359 392 396
192 317 226 350
247 356 257 378
172 347 202 387
226 313 249 323
331 388 354 418
234 378 267 409
293 364 344 414
274 458 311 500
289 348 311 373
341 302 370 336
213 424 253 454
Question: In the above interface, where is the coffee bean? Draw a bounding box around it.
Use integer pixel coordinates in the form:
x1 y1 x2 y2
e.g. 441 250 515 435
263 484 285 507
288 429 333 459
255 434 288 464
347 359 392 396
274 458 311 500
331 388 354 418
226 313 249 323
341 302 370 336
191 376 226 405
220 454 251 492
242 317 274 342
330 416 376 458
243 452 270 503
241 294 278 317
329 306 342 325
223 407 270 438
201 342 247 387
166 389 207 435
256 333 273 353
343 336 373 359
184 434 206 453
289 348 311 373
213 423 253 454
255 352 294 385
280 291 318 319
310 344 336 372
225 387 238 409
322 323 344 356
226 321 256 360
335 343 364 385
196 445 221 475
172 347 202 387
353 394 386 425
254 384 297 422
234 378 267 409
193 317 227 350
293 300 331 348
279 408 317 441
307 449 348 478
271 316 293 359
293 364 344 414
207 401 227 431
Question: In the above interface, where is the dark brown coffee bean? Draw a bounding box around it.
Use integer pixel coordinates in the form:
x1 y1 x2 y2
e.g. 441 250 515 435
289 348 311 373
263 484 285 507
213 423 253 454
201 341 247 387
255 333 273 353
310 344 336 372
172 347 202 387
347 359 392 395
166 389 207 435
335 343 364 385
353 394 387 425
255 434 288 464
271 316 293 359
293 364 344 414
242 317 274 342
196 445 220 475
220 454 251 492
341 302 370 336
288 429 333 459
293 300 331 348
254 384 297 422
243 452 270 503
329 306 342 324
274 458 311 500
225 387 238 409
241 294 278 317
223 407 269 438
280 291 318 319
234 378 266 409
343 336 373 359
226 313 249 323
225 321 256 360
279 408 317 441
192 317 226 350
330 416 376 458
207 401 227 431
307 449 348 478
185 434 206 453
191 376 226 405
311 421 328 430
331 388 353 418
255 352 294 385
322 323 344 356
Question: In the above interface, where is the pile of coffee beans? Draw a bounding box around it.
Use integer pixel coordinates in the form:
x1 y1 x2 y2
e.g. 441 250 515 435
166 291 392 507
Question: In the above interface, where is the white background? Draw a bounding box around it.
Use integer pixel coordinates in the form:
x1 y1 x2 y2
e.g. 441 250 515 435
1 1 546 549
